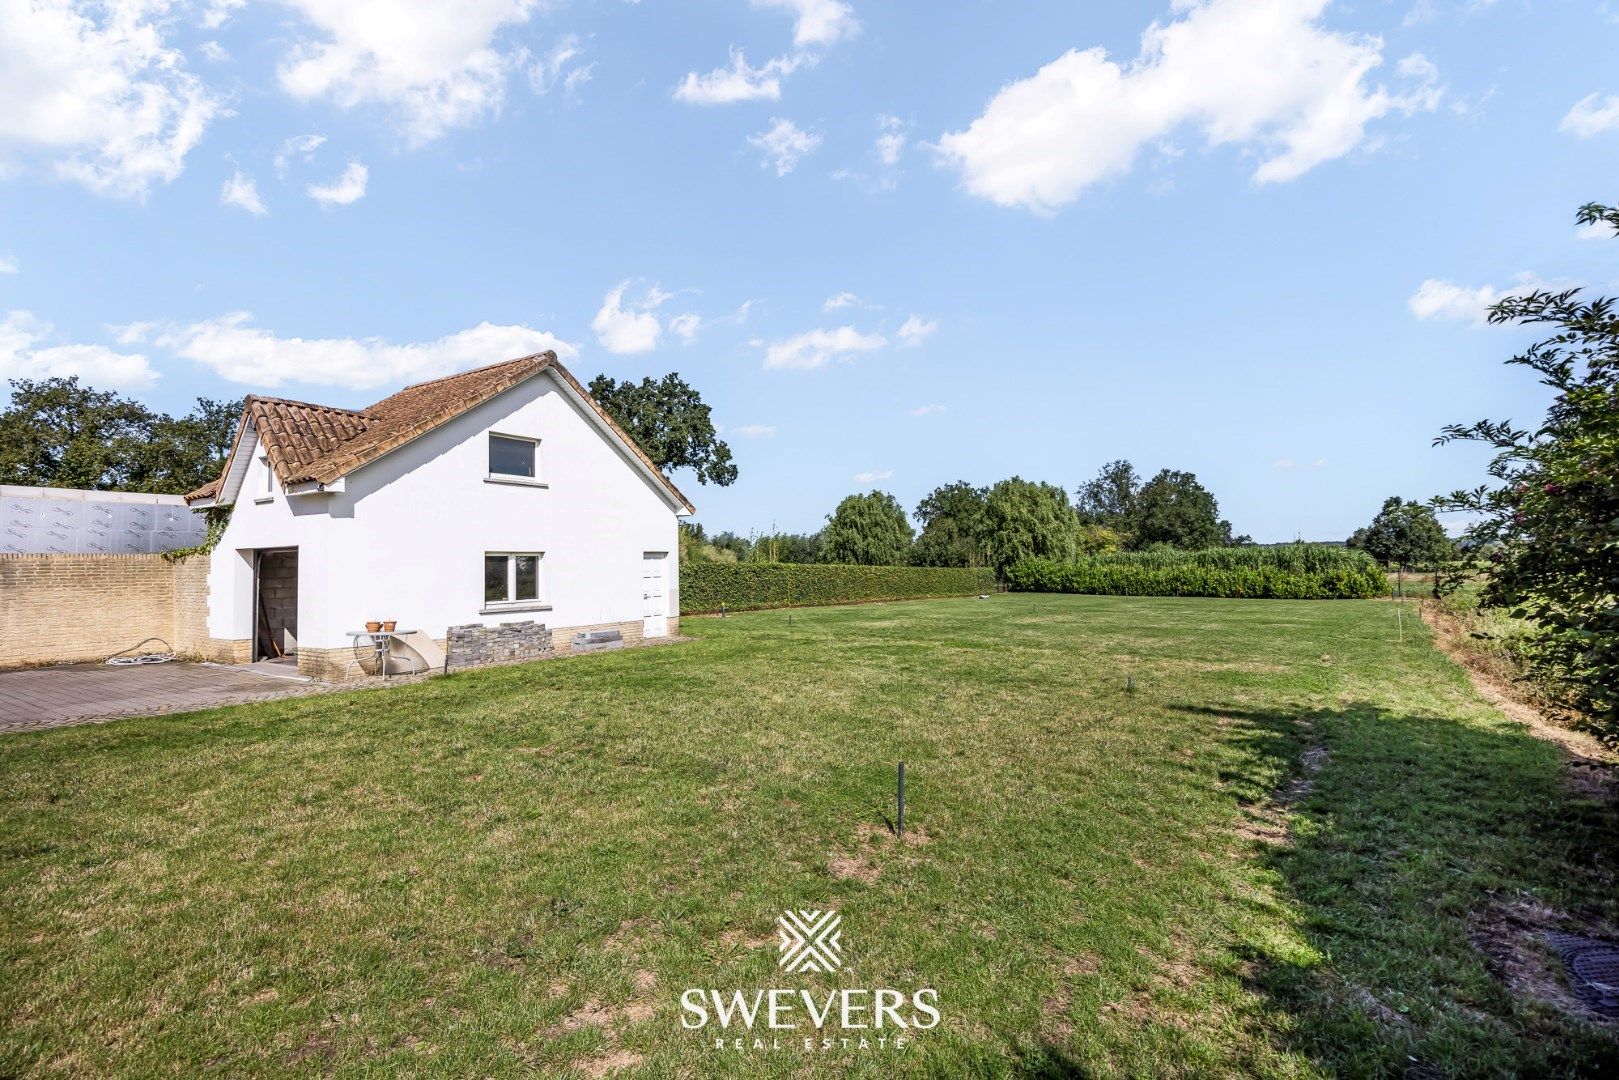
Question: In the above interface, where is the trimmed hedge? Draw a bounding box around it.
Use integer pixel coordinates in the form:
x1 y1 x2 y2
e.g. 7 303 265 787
1004 545 1387 600
680 562 995 614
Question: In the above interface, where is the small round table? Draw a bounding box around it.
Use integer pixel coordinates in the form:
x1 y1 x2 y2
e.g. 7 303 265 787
344 630 421 678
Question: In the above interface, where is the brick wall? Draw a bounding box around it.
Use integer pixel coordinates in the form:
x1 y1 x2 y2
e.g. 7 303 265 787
0 553 249 668
0 555 176 666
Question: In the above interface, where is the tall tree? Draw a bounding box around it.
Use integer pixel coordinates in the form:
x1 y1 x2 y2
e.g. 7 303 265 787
1435 202 1619 733
748 531 823 564
130 398 240 493
0 377 235 494
820 491 914 565
912 481 990 567
1075 459 1140 531
587 373 737 486
1128 469 1235 550
983 477 1080 569
1347 497 1454 568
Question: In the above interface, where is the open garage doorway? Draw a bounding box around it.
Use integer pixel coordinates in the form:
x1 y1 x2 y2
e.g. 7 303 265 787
254 548 299 663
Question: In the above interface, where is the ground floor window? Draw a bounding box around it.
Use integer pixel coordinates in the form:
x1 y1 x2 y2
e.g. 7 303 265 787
484 552 544 607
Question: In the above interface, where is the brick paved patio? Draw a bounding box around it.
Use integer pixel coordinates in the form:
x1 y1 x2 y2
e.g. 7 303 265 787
0 662 326 734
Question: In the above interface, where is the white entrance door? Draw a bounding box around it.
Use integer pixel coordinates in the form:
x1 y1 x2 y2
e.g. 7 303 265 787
642 552 668 637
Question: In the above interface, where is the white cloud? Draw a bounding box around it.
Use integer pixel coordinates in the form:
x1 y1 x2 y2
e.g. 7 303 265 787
1576 218 1614 240
198 0 245 31
592 281 669 354
0 0 224 198
1273 457 1327 470
674 1 852 105
528 35 592 97
1407 273 1555 325
852 468 892 483
936 0 1443 213
112 320 156 345
0 310 157 389
823 291 863 310
1401 0 1436 27
1560 93 1619 137
0 253 17 274
753 0 857 48
762 325 886 370
220 169 267 215
876 113 906 165
896 314 937 347
666 300 753 344
909 403 946 416
157 313 577 390
1408 278 1503 324
563 65 594 96
275 133 327 176
275 0 541 144
198 40 230 63
307 162 369 206
733 423 776 437
748 118 821 175
674 50 800 104
669 313 702 343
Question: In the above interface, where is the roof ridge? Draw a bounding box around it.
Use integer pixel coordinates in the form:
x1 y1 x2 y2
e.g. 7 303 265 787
392 353 553 395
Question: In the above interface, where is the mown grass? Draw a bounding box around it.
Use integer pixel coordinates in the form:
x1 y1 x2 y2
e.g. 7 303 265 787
2 595 1615 1077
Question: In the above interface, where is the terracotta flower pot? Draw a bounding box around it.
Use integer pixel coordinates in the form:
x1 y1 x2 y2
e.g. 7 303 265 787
381 620 397 632
365 620 382 633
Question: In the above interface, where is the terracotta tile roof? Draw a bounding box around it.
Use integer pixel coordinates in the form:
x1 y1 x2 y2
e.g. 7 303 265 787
184 476 220 502
183 353 693 513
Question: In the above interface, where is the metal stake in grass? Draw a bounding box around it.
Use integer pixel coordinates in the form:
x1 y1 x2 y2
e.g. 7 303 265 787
897 761 906 838
1392 575 1406 644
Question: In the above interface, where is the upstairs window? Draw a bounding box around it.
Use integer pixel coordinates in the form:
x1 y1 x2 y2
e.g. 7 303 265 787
488 434 538 481
257 453 275 501
484 552 544 608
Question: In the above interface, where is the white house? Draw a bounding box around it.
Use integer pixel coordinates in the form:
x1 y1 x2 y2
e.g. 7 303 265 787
184 352 693 679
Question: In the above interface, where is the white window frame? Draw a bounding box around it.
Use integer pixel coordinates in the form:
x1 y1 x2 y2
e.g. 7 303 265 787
486 432 545 487
482 551 549 613
255 453 275 503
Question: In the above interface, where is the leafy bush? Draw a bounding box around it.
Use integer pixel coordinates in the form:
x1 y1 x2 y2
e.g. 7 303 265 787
1004 545 1386 600
1435 202 1619 734
680 562 994 614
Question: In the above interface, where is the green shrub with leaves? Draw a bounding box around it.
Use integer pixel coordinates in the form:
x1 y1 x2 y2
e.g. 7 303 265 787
680 562 994 614
1435 202 1619 735
1004 545 1386 600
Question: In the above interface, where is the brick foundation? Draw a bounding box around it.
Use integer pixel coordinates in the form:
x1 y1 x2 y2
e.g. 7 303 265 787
550 618 675 655
297 645 371 682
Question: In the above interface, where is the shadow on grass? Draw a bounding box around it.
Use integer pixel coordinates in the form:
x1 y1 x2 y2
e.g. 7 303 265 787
1006 1043 1096 1077
1171 700 1619 1076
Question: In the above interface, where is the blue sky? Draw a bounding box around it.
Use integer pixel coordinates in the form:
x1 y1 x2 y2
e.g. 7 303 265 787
1 0 1615 541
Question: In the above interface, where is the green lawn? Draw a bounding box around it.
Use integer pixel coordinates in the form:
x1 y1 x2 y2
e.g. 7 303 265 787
2 595 1616 1077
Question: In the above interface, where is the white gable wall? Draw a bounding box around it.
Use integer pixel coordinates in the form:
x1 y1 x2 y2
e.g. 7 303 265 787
205 370 682 651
